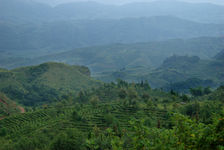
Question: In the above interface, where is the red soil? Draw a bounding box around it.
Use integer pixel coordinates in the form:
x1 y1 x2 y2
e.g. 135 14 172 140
0 99 8 106
0 98 25 120
18 106 25 113
0 116 5 120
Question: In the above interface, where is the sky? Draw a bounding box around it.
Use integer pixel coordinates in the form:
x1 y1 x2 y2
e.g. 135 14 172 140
32 0 224 5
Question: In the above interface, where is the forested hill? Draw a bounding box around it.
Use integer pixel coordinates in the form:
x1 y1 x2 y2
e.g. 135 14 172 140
141 54 224 89
96 51 224 91
0 0 224 149
0 62 101 106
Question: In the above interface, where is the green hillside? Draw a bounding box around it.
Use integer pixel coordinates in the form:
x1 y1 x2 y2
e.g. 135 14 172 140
1 1 224 148
0 62 101 106
0 81 223 149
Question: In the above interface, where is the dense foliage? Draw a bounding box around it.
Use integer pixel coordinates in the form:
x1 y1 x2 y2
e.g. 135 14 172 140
0 80 223 150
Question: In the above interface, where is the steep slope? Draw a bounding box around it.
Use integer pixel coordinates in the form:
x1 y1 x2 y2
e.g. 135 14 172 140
0 62 101 106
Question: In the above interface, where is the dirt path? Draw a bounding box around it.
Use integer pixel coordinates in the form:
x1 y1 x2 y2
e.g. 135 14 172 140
0 116 6 121
0 106 25 121
18 106 25 113
0 102 25 121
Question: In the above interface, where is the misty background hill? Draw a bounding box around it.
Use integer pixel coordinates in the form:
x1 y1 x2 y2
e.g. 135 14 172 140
19 0 224 6
1 37 224 70
0 17 223 55
1 0 224 23
0 0 223 89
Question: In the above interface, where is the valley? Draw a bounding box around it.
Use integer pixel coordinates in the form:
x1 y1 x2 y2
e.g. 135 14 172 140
0 0 224 149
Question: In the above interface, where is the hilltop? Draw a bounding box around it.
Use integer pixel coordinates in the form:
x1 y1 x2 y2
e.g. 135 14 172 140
0 62 101 106
145 54 224 89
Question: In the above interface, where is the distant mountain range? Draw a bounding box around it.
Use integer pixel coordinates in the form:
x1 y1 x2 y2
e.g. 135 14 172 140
0 17 224 55
0 0 223 93
0 37 224 72
1 0 224 23
10 0 224 7
1 0 223 66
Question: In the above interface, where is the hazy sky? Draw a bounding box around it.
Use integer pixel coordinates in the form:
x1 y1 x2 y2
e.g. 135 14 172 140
32 0 224 5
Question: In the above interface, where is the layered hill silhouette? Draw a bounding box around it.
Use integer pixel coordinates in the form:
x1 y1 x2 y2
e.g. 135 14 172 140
0 17 223 54
1 37 224 72
1 0 224 23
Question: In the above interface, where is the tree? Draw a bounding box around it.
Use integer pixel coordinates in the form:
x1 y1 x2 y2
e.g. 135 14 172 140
72 110 82 121
77 91 88 102
190 87 203 97
0 127 7 136
181 94 189 102
118 89 127 99
142 92 150 101
51 129 85 150
90 96 100 107
204 87 212 95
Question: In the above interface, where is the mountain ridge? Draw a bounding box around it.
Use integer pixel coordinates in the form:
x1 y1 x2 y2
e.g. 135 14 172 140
1 0 224 23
